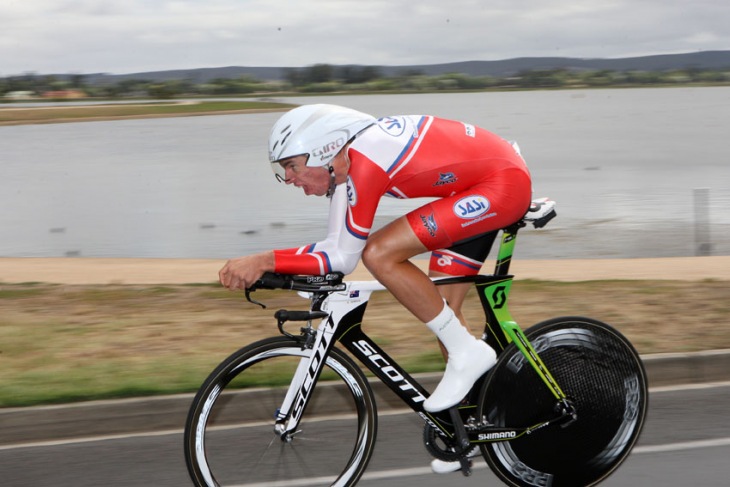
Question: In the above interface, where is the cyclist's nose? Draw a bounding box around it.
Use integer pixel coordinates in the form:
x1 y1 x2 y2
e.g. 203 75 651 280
284 166 296 183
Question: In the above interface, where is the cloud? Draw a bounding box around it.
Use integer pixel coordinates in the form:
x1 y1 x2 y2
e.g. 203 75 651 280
1 0 728 75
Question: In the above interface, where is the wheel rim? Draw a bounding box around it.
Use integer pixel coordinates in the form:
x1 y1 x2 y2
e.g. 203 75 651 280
480 320 647 487
186 343 375 486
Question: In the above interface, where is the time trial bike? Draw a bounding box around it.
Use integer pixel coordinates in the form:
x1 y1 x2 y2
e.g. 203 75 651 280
184 198 648 486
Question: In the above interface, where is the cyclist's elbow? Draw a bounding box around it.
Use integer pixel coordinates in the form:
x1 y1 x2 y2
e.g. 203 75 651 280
330 252 360 276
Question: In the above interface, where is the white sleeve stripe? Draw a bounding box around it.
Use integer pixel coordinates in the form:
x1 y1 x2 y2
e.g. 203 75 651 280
438 248 484 266
347 207 371 234
312 252 326 274
389 116 433 179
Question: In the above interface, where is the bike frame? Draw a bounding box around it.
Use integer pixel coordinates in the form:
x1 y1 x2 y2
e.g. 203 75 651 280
273 222 572 445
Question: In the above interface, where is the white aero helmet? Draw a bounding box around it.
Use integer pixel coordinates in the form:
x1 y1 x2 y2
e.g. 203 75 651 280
268 104 376 182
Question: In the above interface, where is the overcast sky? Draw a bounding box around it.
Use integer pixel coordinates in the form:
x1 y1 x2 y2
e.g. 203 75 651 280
2 0 728 76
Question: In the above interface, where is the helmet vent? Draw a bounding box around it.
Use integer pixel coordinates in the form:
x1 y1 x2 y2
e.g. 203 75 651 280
281 130 291 146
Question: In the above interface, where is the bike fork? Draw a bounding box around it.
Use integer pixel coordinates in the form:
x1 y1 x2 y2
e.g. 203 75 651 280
273 312 338 439
273 357 310 437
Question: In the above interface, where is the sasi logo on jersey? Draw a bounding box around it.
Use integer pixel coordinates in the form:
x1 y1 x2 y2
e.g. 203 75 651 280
377 116 407 137
346 176 358 206
454 195 491 219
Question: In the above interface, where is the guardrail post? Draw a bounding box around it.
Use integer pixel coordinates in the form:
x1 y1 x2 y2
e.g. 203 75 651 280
693 188 712 256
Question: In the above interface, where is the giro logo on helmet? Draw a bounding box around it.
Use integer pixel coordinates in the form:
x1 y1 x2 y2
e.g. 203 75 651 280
312 136 347 162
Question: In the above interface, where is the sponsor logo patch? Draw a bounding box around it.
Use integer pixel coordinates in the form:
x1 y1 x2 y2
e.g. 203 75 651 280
420 213 438 237
433 172 457 186
346 176 357 206
453 195 491 219
377 116 407 137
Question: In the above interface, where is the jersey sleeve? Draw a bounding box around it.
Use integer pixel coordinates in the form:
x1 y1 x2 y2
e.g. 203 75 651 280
273 152 390 276
272 183 366 276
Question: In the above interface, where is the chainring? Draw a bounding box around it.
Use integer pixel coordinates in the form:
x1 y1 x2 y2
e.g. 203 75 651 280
423 424 465 462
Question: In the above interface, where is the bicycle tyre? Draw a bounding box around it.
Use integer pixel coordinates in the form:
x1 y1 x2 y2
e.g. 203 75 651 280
478 316 648 487
184 336 377 487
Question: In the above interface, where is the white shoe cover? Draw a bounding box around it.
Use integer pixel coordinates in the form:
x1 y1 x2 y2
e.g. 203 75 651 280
423 340 496 412
430 446 480 474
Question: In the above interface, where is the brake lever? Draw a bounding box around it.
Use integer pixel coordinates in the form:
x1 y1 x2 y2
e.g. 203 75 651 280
245 288 267 309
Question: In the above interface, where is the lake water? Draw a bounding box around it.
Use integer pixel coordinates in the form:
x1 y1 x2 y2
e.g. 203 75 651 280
1 88 729 260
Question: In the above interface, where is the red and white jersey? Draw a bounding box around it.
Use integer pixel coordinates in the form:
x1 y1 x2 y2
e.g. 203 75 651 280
273 115 531 276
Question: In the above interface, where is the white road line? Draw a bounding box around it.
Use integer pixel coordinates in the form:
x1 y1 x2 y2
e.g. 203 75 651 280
0 427 183 451
633 437 730 454
649 380 730 393
2 382 729 451
227 438 730 487
0 408 412 451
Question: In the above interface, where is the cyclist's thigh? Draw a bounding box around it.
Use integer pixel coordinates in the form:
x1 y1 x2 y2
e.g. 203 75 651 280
429 231 498 276
405 167 531 252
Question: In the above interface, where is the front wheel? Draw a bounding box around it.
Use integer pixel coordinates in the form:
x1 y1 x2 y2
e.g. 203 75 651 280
184 336 378 487
478 316 648 487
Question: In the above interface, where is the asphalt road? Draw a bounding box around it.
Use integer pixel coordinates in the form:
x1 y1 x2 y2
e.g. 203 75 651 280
2 382 729 487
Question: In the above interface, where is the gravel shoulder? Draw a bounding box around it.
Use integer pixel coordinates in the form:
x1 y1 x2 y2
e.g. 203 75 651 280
2 256 730 285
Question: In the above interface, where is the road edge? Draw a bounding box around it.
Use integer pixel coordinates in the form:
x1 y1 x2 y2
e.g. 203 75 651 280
2 349 729 446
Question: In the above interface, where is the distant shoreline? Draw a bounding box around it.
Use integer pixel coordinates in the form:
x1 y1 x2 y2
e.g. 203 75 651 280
4 84 730 126
0 100 292 126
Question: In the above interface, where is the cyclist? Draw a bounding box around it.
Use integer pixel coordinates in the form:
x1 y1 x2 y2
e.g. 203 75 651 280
219 104 532 466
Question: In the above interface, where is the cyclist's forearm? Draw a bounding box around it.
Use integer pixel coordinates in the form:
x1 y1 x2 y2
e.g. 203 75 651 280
219 251 275 289
273 248 334 275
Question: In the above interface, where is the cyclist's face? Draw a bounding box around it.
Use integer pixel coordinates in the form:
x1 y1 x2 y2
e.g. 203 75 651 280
279 155 330 196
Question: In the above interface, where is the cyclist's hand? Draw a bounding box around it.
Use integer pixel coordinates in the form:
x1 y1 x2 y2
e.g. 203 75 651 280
219 252 274 290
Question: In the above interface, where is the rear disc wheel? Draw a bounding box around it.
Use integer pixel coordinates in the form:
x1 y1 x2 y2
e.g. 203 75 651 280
478 317 648 487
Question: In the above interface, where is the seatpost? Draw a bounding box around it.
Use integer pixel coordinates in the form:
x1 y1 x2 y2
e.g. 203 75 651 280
493 223 524 276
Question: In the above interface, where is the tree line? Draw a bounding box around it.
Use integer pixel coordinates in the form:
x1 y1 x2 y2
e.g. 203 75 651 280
2 64 729 100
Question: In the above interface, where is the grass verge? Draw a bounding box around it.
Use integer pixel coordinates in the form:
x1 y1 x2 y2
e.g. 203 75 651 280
1 279 729 407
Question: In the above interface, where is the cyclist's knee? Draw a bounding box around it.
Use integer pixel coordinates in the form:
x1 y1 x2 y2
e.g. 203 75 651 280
362 236 408 277
363 218 428 276
362 239 387 274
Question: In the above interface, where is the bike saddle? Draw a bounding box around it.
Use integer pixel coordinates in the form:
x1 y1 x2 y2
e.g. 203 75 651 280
523 197 557 228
